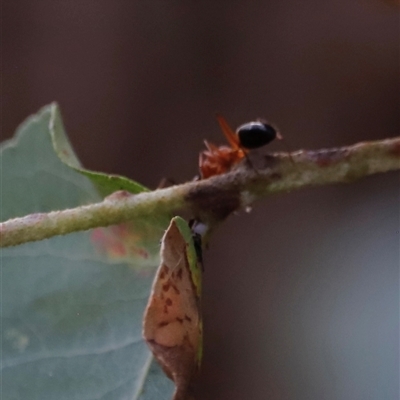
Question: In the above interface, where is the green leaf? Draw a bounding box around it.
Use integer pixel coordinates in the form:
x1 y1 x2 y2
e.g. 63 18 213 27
1 105 174 400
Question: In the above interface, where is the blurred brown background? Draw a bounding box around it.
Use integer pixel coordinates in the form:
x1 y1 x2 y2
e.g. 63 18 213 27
3 1 399 399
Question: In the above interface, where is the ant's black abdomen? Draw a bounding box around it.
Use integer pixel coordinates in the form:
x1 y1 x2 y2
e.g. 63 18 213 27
236 121 277 149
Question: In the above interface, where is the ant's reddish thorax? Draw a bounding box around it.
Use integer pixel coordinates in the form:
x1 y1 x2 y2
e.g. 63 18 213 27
199 115 278 179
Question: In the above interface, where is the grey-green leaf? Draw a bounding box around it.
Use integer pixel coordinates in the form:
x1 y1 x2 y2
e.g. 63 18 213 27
1 105 174 400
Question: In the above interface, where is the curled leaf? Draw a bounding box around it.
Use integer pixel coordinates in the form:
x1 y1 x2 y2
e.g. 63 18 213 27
143 217 203 400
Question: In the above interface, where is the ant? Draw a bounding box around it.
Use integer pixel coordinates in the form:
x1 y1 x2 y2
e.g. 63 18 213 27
199 114 283 179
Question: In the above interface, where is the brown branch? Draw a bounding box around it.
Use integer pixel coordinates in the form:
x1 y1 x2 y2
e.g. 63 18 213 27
1 136 399 248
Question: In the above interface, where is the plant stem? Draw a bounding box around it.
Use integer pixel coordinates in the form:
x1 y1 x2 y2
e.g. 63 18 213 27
1 137 399 248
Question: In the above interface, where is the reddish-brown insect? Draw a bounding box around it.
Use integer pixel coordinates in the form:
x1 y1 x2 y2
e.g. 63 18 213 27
199 115 245 179
199 114 280 179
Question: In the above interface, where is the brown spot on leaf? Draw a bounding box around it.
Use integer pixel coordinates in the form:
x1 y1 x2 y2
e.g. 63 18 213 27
184 315 192 322
162 282 171 292
177 268 183 280
172 284 180 295
166 298 173 306
160 270 166 280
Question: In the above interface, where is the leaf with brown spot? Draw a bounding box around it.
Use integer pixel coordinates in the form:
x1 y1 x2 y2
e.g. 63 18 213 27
143 217 202 400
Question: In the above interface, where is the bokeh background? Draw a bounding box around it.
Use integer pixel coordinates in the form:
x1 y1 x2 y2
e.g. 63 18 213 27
3 1 399 399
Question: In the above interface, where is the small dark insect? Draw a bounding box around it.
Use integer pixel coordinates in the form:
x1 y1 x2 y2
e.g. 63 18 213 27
199 114 282 178
236 120 281 149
